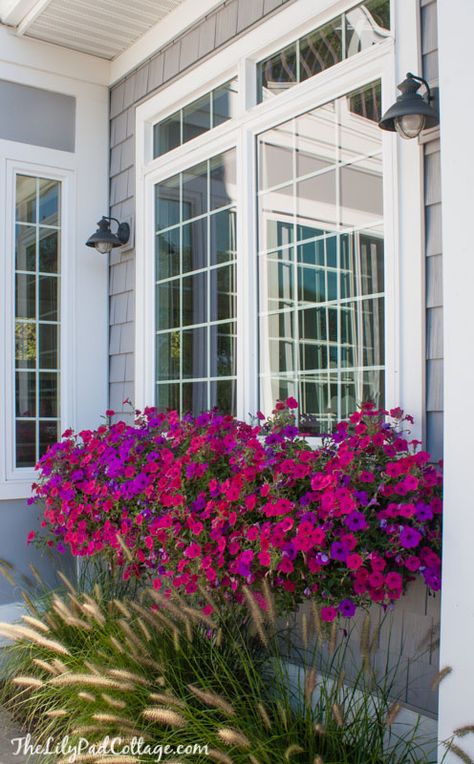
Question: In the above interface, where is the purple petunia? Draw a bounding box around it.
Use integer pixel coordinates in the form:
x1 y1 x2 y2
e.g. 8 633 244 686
399 526 422 549
339 599 356 618
344 511 368 532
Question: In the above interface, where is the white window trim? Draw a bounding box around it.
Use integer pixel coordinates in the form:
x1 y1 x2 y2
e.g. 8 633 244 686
135 0 425 438
0 147 76 498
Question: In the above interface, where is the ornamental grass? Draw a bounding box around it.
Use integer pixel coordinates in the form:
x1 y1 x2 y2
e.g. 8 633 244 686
0 574 447 764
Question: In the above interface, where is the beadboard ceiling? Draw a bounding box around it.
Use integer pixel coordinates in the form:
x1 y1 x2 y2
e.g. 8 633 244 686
0 0 186 59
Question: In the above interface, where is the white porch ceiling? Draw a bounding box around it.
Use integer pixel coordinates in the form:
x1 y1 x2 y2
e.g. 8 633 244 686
0 0 186 60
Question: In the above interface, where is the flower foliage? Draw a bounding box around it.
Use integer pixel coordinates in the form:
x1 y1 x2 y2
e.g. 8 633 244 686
30 402 442 620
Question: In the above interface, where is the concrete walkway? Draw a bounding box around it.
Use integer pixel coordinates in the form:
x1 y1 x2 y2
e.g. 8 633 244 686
0 709 40 764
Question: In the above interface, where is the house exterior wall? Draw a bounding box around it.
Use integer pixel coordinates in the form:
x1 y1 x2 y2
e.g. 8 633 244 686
107 0 442 717
108 0 295 416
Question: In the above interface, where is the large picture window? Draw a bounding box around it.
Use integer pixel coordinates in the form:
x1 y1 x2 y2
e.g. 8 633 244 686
14 174 61 467
138 2 397 426
154 150 237 414
258 81 385 433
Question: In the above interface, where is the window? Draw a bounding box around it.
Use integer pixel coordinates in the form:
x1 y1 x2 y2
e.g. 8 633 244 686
257 0 390 102
14 174 61 467
153 79 238 158
137 1 398 428
258 82 384 433
154 150 237 414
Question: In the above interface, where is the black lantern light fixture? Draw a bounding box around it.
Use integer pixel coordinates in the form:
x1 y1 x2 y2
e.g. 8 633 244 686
86 216 130 254
379 72 439 139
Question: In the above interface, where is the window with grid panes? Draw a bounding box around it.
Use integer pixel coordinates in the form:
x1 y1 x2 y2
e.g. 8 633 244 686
14 174 61 467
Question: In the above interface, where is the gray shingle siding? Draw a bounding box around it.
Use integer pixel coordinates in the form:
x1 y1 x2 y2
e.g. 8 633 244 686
422 0 443 464
108 0 295 416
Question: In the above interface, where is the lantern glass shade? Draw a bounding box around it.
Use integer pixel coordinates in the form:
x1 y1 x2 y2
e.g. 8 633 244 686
394 113 426 140
95 240 114 254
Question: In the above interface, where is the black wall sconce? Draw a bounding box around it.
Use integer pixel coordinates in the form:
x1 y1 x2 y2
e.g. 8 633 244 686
86 216 130 254
379 72 439 139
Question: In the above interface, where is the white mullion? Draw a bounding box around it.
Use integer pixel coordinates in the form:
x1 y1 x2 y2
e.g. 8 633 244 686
335 96 342 425
291 116 299 422
206 159 211 411
35 177 40 462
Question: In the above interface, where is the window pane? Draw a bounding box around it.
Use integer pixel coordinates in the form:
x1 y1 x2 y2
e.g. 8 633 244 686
182 272 207 327
183 327 208 379
155 174 180 230
182 381 207 414
39 372 58 417
39 229 59 273
154 151 237 416
39 420 59 457
183 93 211 143
16 176 36 223
15 323 36 369
259 187 294 253
153 112 181 158
259 124 294 191
346 2 390 57
156 331 180 381
257 43 297 102
210 149 236 211
38 324 58 369
156 280 180 330
212 79 238 126
266 254 294 311
210 209 236 266
182 218 207 273
258 83 384 430
39 276 59 321
348 81 382 123
210 322 236 377
16 225 36 272
156 227 180 281
16 420 36 467
210 380 236 415
296 105 336 177
15 274 36 319
298 374 338 434
16 372 36 417
182 162 207 221
14 174 61 467
156 383 180 412
340 157 383 227
299 19 343 81
210 265 236 322
363 0 391 29
39 179 60 225
296 171 337 229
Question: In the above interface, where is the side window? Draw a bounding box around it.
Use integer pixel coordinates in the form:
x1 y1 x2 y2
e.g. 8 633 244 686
14 174 61 467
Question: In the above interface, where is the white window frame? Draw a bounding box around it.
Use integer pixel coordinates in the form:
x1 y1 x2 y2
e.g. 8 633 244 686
0 148 75 493
135 0 425 437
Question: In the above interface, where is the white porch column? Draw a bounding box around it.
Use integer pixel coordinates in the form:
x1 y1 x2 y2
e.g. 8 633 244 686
437 1 474 760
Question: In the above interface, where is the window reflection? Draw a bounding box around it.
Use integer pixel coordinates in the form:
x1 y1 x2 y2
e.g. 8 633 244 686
257 0 390 103
14 175 61 466
258 81 385 433
155 150 237 416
